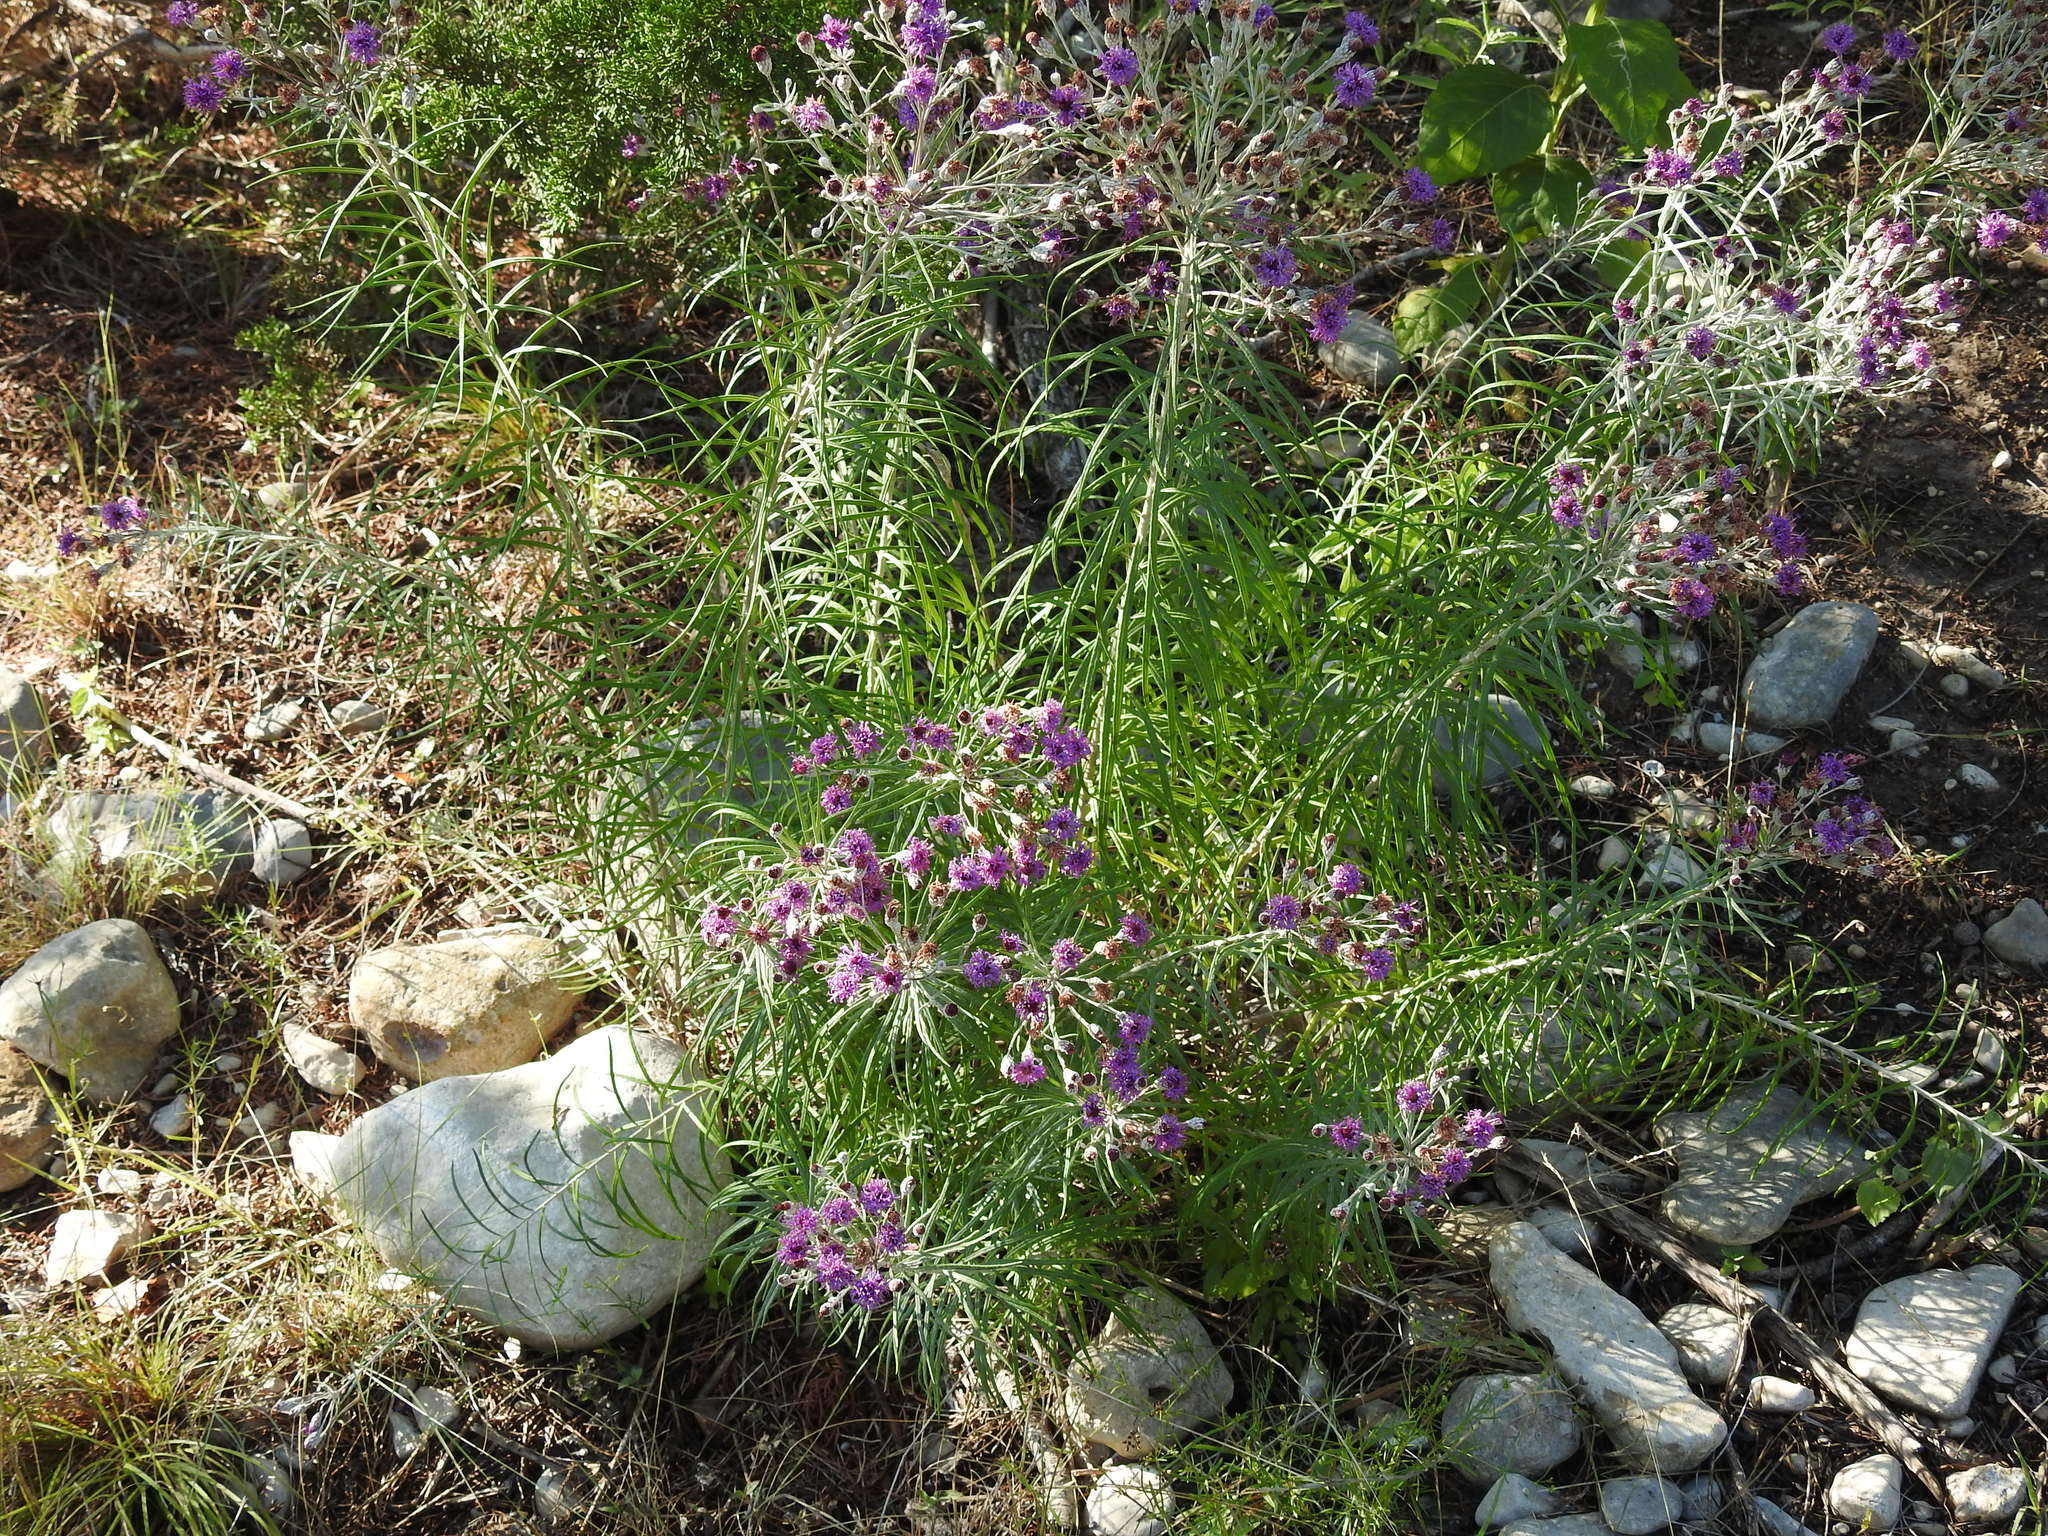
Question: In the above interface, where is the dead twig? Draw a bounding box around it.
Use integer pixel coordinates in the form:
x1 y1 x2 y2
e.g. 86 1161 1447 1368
1501 1144 1951 1510
97 700 330 825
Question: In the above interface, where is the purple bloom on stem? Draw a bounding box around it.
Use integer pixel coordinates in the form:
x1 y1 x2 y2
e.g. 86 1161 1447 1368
341 19 381 63
1439 1147 1473 1184
820 782 853 814
1428 217 1456 253
620 133 644 158
1834 62 1874 99
1772 563 1807 598
848 1270 891 1311
1343 10 1379 44
819 1194 858 1226
819 13 852 49
1332 61 1375 108
1461 1108 1504 1147
776 1230 811 1265
182 73 226 110
1252 245 1298 289
1762 512 1807 560
859 1178 895 1215
1118 1011 1154 1045
1104 1044 1145 1100
877 1219 908 1253
1008 1052 1047 1085
1050 937 1085 972
2022 189 2048 227
1329 863 1365 897
1709 149 1744 178
1882 29 1917 62
1395 1078 1432 1115
1057 844 1094 877
962 949 1005 988
208 47 247 81
1308 284 1354 345
1673 531 1716 564
1098 45 1139 88
1148 1114 1189 1153
55 526 84 557
1327 1114 1365 1151
1816 752 1855 787
901 10 949 57
1119 913 1153 946
1670 577 1716 620
164 0 198 23
1144 259 1176 299
1157 1066 1188 1101
97 496 145 531
1819 20 1856 54
1041 727 1091 767
1812 815 1856 855
1399 166 1438 204
1360 946 1395 980
1262 893 1303 931
1978 211 2018 251
1645 146 1694 186
1684 325 1718 361
1043 806 1080 842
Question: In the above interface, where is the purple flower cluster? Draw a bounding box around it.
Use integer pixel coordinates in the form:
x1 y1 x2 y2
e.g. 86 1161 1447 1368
1717 752 1895 875
1258 845 1422 982
1314 1075 1506 1221
179 17 392 115
772 1175 916 1314
55 495 152 569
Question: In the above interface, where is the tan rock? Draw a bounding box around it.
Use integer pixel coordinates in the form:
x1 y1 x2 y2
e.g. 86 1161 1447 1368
349 932 583 1082
0 1045 56 1190
0 919 181 1101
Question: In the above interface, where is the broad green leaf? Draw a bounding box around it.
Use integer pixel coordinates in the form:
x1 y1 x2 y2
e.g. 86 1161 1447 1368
1417 63 1551 184
1390 253 1493 357
1856 1176 1903 1227
1491 155 1595 239
1565 18 1693 151
1589 235 1650 292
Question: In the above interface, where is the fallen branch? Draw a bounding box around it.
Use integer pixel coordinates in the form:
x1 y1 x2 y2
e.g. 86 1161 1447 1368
1501 1144 1951 1510
98 700 329 826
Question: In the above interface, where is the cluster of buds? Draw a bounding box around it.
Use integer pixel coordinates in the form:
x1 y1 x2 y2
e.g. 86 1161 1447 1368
1258 838 1423 982
1314 1071 1506 1221
55 495 153 578
771 1171 920 1314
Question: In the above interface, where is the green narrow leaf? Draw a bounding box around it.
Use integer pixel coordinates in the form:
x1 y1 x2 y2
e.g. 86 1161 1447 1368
1564 18 1693 151
1417 63 1552 184
1490 155 1596 239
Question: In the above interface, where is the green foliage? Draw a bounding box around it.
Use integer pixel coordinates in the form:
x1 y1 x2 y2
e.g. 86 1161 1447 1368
1563 17 1694 152
404 0 809 226
233 319 352 449
1417 63 1551 184
1490 155 1596 240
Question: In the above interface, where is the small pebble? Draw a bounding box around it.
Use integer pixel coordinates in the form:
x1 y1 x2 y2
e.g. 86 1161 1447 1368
1570 774 1619 800
1749 1375 1815 1412
210 1054 243 1073
1953 921 1983 946
1942 1417 1975 1438
331 698 389 737
1957 763 2002 793
1986 1354 2018 1386
1940 673 1970 699
149 1094 192 1139
243 699 305 743
1974 1033 2005 1073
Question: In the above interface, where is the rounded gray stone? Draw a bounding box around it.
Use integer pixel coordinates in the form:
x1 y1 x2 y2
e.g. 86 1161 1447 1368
1441 1372 1582 1484
1316 311 1403 388
1984 899 2048 967
0 671 55 786
252 818 315 885
0 918 180 1102
1430 693 1550 791
1739 601 1880 730
1602 1474 1682 1534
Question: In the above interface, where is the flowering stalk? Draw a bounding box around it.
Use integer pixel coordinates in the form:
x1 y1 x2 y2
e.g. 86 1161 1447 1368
1312 1073 1505 1221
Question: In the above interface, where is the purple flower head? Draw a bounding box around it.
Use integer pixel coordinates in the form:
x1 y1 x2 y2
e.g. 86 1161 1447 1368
208 47 247 81
1882 29 1917 62
1360 946 1395 980
1099 45 1139 88
1251 2 1274 23
1670 577 1716 620
1684 326 1718 361
1109 914 1150 950
1329 863 1365 897
1978 211 2018 251
1058 844 1094 877
1771 563 1807 598
97 496 145 531
1410 1170 1449 1202
1812 815 1856 856
1819 20 1856 55
877 1219 908 1253
1148 1114 1189 1153
55 526 85 557
182 73 227 111
849 1270 892 1311
1762 512 1807 560
1252 244 1299 290
1262 893 1303 931
1144 259 1177 299
1645 146 1695 187
1399 166 1438 205
820 782 853 814
930 813 965 838
1043 806 1080 843
620 133 644 158
859 1178 896 1215
776 1230 812 1265
844 721 882 759
1428 217 1457 254
1768 284 1804 318
1102 295 1137 324
1834 62 1874 99
1079 1093 1106 1128
1343 11 1379 44
901 9 950 57
341 19 381 63
1308 284 1355 346
164 0 198 23
962 949 1005 988
1050 937 1085 972
1157 1066 1188 1101
1040 727 1091 768
2023 189 2048 227
1332 62 1375 109
1112 1013 1152 1048
1461 1108 1504 1148
1820 109 1851 145
819 1194 859 1226
1327 1114 1365 1151
1394 1077 1431 1115
1008 1052 1047 1085
814 1251 855 1291
819 13 852 49
1439 1147 1474 1184
1104 1044 1146 1101
1673 530 1716 564
1902 339 1932 371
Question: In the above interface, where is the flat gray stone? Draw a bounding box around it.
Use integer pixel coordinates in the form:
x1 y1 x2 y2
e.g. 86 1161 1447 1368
1739 601 1879 730
298 1025 728 1350
1653 1082 1873 1246
43 790 264 896
1985 899 2048 968
1488 1221 1727 1472
45 1208 148 1284
0 671 54 785
1754 1496 1818 1536
1601 1475 1681 1534
330 698 388 737
280 1023 365 1096
1657 1303 1742 1386
1694 721 1789 759
1442 1372 1582 1483
1065 1289 1233 1458
1430 693 1550 791
1501 1517 1620 1536
1843 1266 2024 1420
243 699 304 743
0 918 180 1102
1477 1473 1562 1528
1316 311 1403 388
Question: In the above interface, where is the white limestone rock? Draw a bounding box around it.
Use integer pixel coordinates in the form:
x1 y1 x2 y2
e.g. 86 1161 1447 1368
1843 1266 2024 1420
1652 1082 1872 1246
1065 1289 1233 1459
1441 1372 1582 1484
1657 1303 1742 1387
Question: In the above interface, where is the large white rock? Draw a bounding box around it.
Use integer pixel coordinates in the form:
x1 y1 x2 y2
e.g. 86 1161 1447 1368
1441 1373 1582 1484
1487 1221 1727 1472
1064 1289 1233 1458
1086 1462 1175 1536
1843 1266 2024 1420
1947 1464 2027 1524
295 1025 727 1350
45 1208 149 1284
0 1044 56 1191
1653 1082 1872 1247
1827 1453 1902 1531
349 932 584 1082
1657 1303 1742 1386
0 919 180 1102
0 670 55 785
